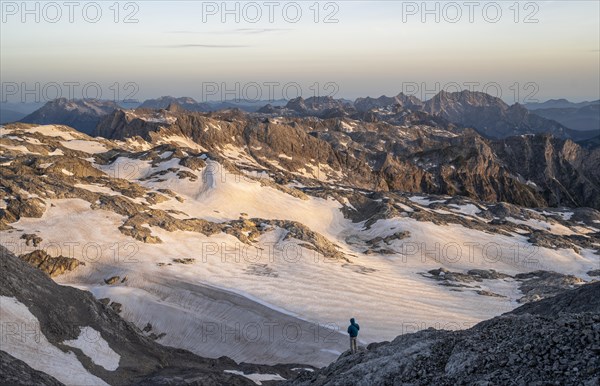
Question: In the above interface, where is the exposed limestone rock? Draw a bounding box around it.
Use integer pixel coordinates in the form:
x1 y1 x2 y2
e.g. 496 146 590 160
4 197 46 220
19 250 82 277
176 170 197 181
354 229 412 255
528 230 599 253
262 219 347 262
172 258 195 264
476 290 506 298
422 267 589 304
104 276 121 285
145 192 170 205
179 156 206 170
466 269 512 280
109 301 123 313
20 233 42 247
515 271 586 303
243 263 279 278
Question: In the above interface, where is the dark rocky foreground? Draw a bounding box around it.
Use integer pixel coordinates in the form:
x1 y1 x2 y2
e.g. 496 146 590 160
0 351 64 386
0 246 309 385
284 282 600 386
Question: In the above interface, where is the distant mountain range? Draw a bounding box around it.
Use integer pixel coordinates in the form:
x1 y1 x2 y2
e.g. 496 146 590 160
92 105 600 209
138 96 211 112
0 109 27 124
138 96 288 113
0 102 44 124
422 90 587 140
19 98 121 135
0 101 137 124
524 98 599 110
524 100 599 133
9 91 599 141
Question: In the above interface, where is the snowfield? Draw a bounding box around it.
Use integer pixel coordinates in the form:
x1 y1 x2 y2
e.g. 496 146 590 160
1 126 599 368
4 169 597 366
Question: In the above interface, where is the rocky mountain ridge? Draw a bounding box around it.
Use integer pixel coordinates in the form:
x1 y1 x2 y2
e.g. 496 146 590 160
138 96 211 112
20 98 120 136
422 90 586 140
525 98 600 110
92 106 600 210
17 90 598 141
528 102 600 133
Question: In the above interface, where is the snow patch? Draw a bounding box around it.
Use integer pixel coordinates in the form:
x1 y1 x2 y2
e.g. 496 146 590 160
27 125 79 140
60 140 108 154
224 370 285 385
63 326 120 371
1 144 33 154
449 204 481 216
409 196 445 206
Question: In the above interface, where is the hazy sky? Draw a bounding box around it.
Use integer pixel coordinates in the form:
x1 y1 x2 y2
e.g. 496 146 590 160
1 1 599 103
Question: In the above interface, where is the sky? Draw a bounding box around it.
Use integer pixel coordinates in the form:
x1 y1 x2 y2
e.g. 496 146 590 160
1 0 599 104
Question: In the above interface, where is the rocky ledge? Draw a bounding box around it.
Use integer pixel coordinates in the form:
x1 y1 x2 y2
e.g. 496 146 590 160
285 282 600 386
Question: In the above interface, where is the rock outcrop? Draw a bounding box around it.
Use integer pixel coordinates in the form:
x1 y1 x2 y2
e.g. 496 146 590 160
19 250 82 277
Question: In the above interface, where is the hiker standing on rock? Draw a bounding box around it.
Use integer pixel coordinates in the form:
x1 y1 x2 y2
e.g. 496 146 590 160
347 318 360 354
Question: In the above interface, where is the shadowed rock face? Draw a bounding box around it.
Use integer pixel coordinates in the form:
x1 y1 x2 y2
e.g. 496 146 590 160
422 90 585 140
284 282 600 386
491 134 600 209
510 281 600 316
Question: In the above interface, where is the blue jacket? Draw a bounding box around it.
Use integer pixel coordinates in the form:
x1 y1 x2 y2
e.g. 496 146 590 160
347 318 360 337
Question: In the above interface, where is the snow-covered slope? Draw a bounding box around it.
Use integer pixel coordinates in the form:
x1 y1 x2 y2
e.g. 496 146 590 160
1 123 599 370
0 296 110 386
